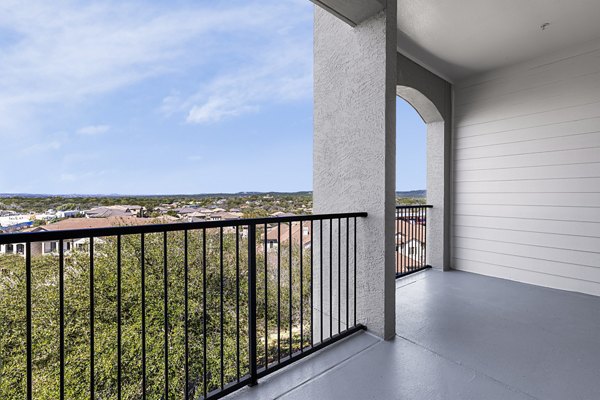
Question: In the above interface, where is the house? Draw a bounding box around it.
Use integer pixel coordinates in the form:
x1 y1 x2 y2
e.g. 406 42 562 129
0 217 165 257
264 221 312 251
270 211 296 218
0 213 31 228
153 206 170 214
185 211 208 222
55 210 81 219
84 205 141 218
175 206 198 216
207 211 241 221
395 219 425 261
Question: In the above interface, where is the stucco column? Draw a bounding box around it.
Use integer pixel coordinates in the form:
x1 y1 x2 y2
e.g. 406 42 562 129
313 3 397 339
396 53 453 271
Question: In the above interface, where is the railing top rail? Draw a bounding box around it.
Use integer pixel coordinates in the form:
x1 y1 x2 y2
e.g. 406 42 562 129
396 204 433 209
0 212 368 244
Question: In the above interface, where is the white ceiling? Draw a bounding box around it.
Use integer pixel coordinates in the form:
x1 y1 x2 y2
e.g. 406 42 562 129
397 0 600 82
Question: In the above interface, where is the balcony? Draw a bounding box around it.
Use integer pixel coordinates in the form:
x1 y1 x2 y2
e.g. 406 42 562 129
2 212 599 399
2 0 600 398
228 269 600 400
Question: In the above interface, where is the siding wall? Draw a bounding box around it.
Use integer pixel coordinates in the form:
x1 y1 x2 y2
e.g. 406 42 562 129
452 41 600 296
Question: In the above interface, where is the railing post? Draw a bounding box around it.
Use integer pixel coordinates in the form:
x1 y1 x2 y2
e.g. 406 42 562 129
247 223 258 386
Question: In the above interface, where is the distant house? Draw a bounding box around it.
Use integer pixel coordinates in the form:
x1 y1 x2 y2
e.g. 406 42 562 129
0 213 32 228
56 210 81 219
264 221 312 251
395 219 425 262
175 207 199 218
186 211 208 221
270 212 296 218
0 243 26 256
208 211 241 221
154 206 170 214
84 205 144 218
0 217 161 257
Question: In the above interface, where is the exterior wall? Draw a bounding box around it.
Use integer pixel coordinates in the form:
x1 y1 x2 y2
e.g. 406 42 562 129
396 53 452 269
453 41 600 296
314 2 397 339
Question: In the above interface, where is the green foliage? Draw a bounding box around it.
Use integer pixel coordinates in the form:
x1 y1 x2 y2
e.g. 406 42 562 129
0 227 312 399
395 196 426 205
0 193 313 216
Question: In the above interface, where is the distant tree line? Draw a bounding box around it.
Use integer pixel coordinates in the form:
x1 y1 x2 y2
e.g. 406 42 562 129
0 193 313 216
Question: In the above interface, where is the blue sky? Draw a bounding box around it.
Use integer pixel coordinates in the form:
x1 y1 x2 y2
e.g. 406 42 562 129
0 0 425 195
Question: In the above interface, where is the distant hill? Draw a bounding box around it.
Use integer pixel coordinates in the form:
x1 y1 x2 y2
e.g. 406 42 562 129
1 190 424 199
0 191 313 198
396 190 426 198
1 190 424 197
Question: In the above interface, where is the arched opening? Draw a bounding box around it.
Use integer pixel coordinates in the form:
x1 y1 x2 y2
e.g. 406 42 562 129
396 86 446 275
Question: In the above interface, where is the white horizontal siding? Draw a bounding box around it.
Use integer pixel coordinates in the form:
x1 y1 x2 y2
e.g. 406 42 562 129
453 42 600 296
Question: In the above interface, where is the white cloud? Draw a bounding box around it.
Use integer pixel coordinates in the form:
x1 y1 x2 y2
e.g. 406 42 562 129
184 44 312 125
77 125 110 136
183 51 313 124
187 98 259 124
0 0 312 136
60 170 109 183
20 140 62 156
158 3 314 125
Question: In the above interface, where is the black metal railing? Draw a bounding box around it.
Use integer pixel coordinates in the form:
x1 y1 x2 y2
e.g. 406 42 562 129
0 212 366 400
395 205 432 278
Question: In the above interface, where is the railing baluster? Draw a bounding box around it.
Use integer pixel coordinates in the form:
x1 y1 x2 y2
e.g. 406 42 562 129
264 223 268 367
409 208 417 270
288 222 293 356
277 222 281 363
163 232 169 399
59 239 65 400
235 226 240 382
345 218 349 331
399 208 403 274
310 220 313 346
220 227 224 390
338 218 341 335
248 224 258 386
423 207 427 267
90 237 95 400
202 229 207 399
184 230 189 399
329 219 332 339
26 242 32 400
141 234 146 400
395 208 399 274
299 221 304 352
353 218 357 327
319 219 323 343
117 235 122 400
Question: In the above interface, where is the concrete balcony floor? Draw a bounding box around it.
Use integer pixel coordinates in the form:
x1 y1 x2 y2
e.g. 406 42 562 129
227 270 600 400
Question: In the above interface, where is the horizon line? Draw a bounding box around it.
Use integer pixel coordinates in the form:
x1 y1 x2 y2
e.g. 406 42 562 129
0 189 426 198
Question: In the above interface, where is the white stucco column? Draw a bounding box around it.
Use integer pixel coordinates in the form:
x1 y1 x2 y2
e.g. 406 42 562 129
313 3 397 339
